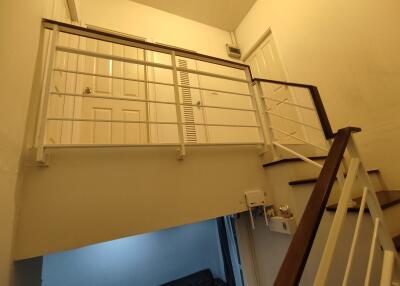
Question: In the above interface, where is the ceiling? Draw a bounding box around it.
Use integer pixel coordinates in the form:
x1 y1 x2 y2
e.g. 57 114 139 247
130 0 257 31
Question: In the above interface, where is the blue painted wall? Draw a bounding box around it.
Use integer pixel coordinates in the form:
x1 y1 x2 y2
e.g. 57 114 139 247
42 220 225 286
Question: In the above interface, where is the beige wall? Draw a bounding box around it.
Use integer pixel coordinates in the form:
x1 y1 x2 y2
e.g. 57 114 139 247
0 0 77 283
236 0 400 188
235 161 385 286
0 0 56 284
80 0 234 59
15 146 269 260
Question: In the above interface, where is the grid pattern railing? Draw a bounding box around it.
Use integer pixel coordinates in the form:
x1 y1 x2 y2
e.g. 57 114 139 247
253 79 332 163
36 20 264 161
36 19 334 163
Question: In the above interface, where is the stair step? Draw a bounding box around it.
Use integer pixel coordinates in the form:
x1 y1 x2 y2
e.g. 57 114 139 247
394 235 400 252
289 169 380 186
326 190 400 212
263 156 327 168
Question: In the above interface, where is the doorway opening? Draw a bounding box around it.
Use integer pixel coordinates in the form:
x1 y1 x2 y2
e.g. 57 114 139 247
40 217 243 286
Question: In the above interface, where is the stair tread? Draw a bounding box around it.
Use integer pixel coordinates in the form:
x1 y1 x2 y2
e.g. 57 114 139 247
326 190 400 212
289 169 380 186
263 156 327 168
394 235 400 252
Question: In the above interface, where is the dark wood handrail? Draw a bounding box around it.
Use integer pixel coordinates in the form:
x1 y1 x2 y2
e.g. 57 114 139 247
253 78 334 139
273 126 361 286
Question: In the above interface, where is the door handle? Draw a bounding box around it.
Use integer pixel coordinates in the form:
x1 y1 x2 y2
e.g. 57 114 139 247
83 87 93 95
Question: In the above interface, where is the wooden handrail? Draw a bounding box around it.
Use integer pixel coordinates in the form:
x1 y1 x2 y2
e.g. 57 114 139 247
273 126 361 286
253 78 334 139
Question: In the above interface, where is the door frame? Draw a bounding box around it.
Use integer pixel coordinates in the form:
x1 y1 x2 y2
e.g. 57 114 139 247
243 29 310 143
66 0 79 22
241 28 272 63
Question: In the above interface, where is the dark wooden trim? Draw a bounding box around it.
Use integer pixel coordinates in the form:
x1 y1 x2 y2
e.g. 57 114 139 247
274 127 357 286
217 217 236 286
289 178 319 186
326 190 400 212
253 78 334 139
252 77 314 89
332 126 362 136
263 156 327 168
42 18 250 71
394 235 400 252
289 169 380 186
308 86 334 139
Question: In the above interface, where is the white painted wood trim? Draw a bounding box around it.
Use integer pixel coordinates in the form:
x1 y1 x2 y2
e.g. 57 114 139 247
342 187 368 286
66 0 79 22
380 250 394 286
364 218 380 286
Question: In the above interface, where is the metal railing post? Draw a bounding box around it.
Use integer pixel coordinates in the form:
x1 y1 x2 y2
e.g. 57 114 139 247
171 51 186 159
313 157 360 286
347 136 400 257
380 250 394 286
253 80 278 159
35 24 59 163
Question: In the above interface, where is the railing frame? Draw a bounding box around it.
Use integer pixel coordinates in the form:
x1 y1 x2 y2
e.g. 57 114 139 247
38 19 335 164
273 127 360 286
171 51 186 158
253 77 333 140
36 24 59 162
36 18 398 286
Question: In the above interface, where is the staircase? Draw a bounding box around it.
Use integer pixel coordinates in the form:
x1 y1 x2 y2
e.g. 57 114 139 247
265 128 400 286
17 18 399 285
288 169 400 253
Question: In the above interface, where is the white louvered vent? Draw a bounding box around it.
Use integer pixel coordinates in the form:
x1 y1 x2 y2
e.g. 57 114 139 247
178 59 197 143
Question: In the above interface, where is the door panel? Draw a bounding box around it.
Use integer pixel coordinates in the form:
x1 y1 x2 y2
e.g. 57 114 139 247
122 110 141 144
78 39 148 144
92 108 112 144
246 34 304 144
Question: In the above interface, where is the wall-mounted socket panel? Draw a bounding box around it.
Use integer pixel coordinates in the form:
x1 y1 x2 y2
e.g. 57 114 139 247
268 216 297 235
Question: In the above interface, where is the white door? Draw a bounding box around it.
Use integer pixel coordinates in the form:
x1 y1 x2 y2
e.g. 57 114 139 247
194 62 258 143
146 51 208 144
246 34 304 144
77 39 148 144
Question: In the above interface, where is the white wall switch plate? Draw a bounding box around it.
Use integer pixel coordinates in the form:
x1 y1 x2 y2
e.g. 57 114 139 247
268 216 297 235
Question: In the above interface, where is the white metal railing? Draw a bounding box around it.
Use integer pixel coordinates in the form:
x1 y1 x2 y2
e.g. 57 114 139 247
35 21 266 162
36 19 335 165
253 80 332 166
313 135 400 286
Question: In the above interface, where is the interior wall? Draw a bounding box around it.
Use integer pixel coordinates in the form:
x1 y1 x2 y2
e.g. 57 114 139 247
0 0 58 284
235 0 400 188
79 0 234 59
15 146 269 260
235 161 384 286
42 220 225 286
